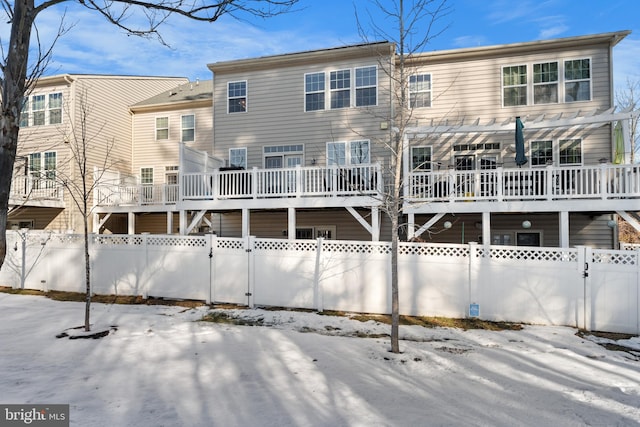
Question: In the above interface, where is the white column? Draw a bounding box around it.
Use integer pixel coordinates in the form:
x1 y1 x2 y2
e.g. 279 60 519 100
128 212 135 235
407 213 415 240
242 208 250 237
167 211 173 234
559 211 569 248
371 207 380 241
482 212 491 247
288 207 296 240
179 210 187 235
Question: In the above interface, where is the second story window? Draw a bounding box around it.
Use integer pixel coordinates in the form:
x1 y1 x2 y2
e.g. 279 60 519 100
229 147 247 169
20 92 63 127
355 66 377 107
28 151 56 189
559 139 582 165
533 62 558 104
502 65 527 107
32 95 46 126
305 72 325 111
330 69 351 109
228 81 247 113
48 93 63 124
564 59 591 102
156 117 169 140
411 146 432 170
409 74 432 108
531 140 553 166
181 115 195 142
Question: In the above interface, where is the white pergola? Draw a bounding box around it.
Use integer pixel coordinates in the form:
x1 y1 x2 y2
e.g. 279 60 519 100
401 107 640 246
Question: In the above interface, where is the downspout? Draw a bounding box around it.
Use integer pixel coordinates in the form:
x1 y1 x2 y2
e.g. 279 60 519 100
63 75 75 232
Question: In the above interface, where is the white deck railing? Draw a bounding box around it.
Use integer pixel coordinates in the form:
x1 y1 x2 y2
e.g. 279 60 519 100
94 184 178 206
9 175 64 202
408 163 640 202
95 164 382 207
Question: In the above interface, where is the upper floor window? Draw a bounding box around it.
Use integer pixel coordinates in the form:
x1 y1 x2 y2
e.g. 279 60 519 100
305 72 325 111
264 144 304 168
531 140 553 166
28 151 57 188
32 95 46 126
327 140 370 165
306 66 378 111
502 65 527 106
355 66 377 107
409 74 432 108
229 147 247 168
411 146 432 170
48 93 63 124
559 139 582 165
228 81 247 113
330 70 351 109
530 139 582 166
20 92 63 127
564 59 591 102
181 115 195 142
140 167 154 185
156 117 169 140
533 62 558 104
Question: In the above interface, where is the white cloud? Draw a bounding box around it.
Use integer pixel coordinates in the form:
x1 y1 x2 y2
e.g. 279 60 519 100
613 37 640 92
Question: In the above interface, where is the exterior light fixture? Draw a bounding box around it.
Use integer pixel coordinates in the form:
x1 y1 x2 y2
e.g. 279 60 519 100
443 221 452 229
522 220 532 229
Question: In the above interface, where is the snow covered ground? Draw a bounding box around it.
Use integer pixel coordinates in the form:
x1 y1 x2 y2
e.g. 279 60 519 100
0 293 639 427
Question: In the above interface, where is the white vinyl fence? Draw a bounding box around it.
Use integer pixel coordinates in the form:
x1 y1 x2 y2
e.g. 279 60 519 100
1 232 638 334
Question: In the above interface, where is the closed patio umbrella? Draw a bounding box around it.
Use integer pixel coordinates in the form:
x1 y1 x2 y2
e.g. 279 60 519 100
613 121 624 164
515 116 528 167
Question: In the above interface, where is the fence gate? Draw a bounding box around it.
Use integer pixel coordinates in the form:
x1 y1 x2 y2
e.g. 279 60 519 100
210 236 253 306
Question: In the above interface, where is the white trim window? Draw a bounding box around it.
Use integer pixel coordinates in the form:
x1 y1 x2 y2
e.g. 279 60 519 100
533 62 558 104
502 65 527 107
264 144 304 168
305 72 325 112
20 92 63 127
355 66 377 107
31 94 46 126
229 148 247 169
28 151 57 188
48 93 63 124
140 167 154 185
531 140 553 166
327 140 370 165
410 146 432 170
155 116 169 140
330 69 351 109
228 81 247 113
181 114 195 142
564 59 591 102
409 74 432 108
559 139 582 165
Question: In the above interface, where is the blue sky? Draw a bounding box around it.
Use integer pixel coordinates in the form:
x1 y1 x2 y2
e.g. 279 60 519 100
4 0 640 92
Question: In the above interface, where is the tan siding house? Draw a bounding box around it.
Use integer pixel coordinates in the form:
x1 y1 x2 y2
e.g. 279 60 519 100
9 74 188 233
72 31 640 249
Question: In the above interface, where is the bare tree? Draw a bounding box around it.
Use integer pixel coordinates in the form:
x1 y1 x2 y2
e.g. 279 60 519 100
57 88 117 331
0 0 298 272
616 78 640 163
358 0 450 353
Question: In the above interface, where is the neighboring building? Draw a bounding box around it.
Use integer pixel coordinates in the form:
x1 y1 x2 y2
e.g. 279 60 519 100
93 79 214 234
16 31 640 249
9 74 189 232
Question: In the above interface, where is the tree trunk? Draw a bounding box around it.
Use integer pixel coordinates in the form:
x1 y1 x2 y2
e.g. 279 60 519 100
0 0 35 270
